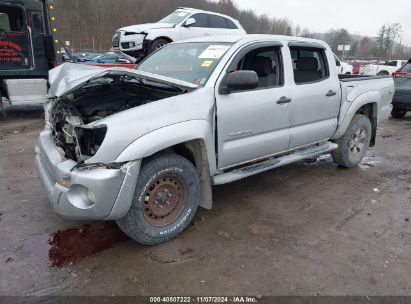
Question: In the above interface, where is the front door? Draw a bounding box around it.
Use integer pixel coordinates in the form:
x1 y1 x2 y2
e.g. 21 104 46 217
288 45 341 149
180 13 210 40
216 43 292 169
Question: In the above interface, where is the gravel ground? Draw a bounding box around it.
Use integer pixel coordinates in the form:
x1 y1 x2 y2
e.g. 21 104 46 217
0 104 410 296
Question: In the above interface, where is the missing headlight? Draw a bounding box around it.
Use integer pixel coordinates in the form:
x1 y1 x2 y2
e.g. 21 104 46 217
75 125 107 160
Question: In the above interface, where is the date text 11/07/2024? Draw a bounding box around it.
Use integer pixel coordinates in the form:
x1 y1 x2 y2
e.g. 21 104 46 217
149 296 259 303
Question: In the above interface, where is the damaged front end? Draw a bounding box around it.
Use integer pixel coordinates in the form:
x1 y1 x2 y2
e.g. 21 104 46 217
36 64 197 220
47 68 194 163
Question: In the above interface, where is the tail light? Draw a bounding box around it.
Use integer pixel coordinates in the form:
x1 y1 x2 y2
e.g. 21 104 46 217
393 72 408 78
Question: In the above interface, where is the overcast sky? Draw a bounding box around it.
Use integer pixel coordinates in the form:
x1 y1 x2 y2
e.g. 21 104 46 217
231 0 411 45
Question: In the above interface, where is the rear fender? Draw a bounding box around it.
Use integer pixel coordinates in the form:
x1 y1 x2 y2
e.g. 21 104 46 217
332 91 379 140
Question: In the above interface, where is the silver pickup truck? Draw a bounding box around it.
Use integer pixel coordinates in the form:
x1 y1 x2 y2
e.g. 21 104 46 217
35 35 394 245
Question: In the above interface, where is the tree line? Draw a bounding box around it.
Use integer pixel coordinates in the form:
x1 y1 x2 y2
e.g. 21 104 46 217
54 0 410 59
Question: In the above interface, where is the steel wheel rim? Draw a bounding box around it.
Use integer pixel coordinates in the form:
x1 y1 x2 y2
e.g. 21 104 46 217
350 127 366 156
142 174 187 226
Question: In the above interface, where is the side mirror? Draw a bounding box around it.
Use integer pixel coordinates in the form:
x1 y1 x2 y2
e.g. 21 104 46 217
184 18 196 27
336 60 341 67
224 70 259 93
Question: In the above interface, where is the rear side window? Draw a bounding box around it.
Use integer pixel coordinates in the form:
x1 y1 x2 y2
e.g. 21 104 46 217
190 13 209 28
209 15 228 29
386 61 398 67
225 19 238 29
400 63 411 73
290 47 329 84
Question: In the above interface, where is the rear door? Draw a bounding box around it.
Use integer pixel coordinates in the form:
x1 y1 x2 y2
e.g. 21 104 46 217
215 42 293 169
0 3 32 71
287 43 341 149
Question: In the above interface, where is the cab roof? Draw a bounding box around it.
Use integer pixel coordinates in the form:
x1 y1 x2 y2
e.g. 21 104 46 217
175 34 330 49
176 7 240 22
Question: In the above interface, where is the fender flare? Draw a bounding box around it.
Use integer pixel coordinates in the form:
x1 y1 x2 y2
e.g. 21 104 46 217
115 120 216 171
332 91 379 140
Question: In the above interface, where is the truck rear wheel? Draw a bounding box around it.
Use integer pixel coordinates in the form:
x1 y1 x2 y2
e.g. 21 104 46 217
391 107 407 119
332 114 371 168
116 153 200 245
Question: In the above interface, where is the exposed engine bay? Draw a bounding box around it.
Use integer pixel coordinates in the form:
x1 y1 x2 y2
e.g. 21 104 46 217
48 75 189 162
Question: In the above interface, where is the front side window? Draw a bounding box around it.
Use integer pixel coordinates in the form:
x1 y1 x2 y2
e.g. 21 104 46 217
290 47 329 84
0 5 24 33
229 46 284 89
137 42 232 85
190 14 209 28
159 10 190 25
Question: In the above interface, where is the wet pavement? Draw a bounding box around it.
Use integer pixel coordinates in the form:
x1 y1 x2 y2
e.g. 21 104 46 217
0 104 410 296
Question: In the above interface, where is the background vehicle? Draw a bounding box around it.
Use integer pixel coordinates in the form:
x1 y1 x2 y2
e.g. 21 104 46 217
351 61 372 74
88 52 117 64
36 35 394 245
359 59 408 76
112 7 246 62
334 55 353 74
0 0 66 113
391 59 411 118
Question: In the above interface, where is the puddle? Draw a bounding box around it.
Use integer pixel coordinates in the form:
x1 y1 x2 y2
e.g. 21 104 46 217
24 222 129 267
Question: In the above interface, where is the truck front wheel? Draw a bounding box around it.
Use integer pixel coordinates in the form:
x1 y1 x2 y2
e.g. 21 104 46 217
148 38 170 54
332 114 372 168
117 153 200 245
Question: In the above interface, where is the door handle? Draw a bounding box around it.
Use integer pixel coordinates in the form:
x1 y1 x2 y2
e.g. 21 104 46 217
276 96 292 104
326 90 337 97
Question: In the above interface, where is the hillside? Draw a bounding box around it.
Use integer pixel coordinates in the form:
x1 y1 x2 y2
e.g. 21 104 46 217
55 0 294 52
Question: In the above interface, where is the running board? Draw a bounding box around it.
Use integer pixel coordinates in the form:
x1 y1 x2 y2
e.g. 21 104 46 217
212 142 338 185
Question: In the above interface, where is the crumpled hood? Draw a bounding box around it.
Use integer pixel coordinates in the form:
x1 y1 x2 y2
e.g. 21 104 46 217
118 23 174 33
48 63 197 98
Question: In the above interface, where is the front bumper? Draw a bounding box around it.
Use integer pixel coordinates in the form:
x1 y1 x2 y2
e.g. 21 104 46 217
35 128 141 221
113 32 145 52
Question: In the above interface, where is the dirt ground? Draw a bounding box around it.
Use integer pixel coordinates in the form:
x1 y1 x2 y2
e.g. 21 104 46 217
0 104 410 296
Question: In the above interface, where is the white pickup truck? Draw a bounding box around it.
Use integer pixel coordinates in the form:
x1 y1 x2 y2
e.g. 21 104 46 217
36 35 394 245
359 59 408 76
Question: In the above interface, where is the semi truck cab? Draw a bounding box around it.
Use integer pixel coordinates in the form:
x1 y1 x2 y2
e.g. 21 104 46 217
0 0 65 114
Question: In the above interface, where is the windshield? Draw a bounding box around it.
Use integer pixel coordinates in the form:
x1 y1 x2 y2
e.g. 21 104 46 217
159 10 190 25
137 42 232 86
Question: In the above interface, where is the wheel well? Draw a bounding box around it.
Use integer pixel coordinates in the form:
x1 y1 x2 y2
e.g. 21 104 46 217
153 140 213 209
356 103 377 146
153 36 173 43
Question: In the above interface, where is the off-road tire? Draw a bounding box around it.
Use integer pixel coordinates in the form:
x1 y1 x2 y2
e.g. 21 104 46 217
391 107 407 119
116 153 200 245
332 114 372 168
148 38 170 54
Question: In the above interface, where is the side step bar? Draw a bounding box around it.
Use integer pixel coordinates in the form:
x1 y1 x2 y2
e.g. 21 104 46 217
212 142 338 185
